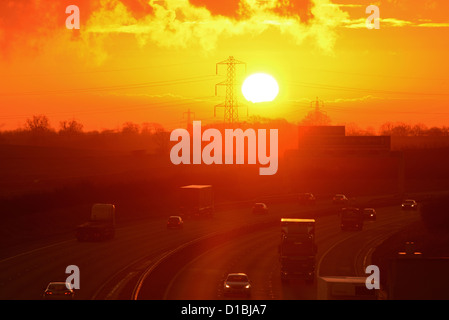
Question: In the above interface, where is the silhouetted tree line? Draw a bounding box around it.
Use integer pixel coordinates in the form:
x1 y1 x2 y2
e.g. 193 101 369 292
0 115 169 153
2 115 449 152
347 121 449 137
19 114 166 136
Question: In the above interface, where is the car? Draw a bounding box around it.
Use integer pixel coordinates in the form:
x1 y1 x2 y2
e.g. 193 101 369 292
252 203 268 215
362 208 377 221
401 199 418 210
340 207 364 231
298 193 316 205
333 194 349 205
43 282 75 300
167 216 184 229
223 273 252 297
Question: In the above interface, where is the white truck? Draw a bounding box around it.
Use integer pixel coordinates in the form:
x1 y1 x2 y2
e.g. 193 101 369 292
317 276 377 300
75 203 116 241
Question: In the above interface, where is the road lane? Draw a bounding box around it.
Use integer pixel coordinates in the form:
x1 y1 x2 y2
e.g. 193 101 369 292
0 199 335 300
160 206 419 300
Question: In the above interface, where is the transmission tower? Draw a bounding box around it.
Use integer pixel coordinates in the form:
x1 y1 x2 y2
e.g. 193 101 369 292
214 56 246 124
183 108 195 132
311 96 324 112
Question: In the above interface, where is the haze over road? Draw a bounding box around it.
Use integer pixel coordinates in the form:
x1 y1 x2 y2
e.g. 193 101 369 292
0 197 418 300
153 206 418 300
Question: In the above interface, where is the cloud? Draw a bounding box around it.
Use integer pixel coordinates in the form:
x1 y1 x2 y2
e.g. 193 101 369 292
326 95 384 103
341 17 413 29
83 0 349 54
416 22 449 28
3 0 446 63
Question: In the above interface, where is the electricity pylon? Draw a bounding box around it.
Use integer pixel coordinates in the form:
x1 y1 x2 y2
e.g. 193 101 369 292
183 108 195 132
214 56 246 124
311 96 324 112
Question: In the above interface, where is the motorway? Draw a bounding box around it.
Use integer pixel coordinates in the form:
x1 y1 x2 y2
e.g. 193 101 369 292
141 205 419 300
0 198 419 300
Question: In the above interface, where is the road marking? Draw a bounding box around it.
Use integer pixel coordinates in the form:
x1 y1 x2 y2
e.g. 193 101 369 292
0 240 74 263
105 271 138 300
131 231 221 300
316 232 358 277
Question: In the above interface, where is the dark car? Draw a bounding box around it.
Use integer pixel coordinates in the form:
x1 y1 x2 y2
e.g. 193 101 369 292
252 203 268 215
223 273 252 297
362 208 377 221
43 282 75 300
167 216 184 229
333 194 349 205
340 207 364 231
298 193 316 205
401 199 418 210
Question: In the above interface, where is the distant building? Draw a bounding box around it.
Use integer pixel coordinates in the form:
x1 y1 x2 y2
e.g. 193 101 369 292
298 126 391 155
284 125 400 195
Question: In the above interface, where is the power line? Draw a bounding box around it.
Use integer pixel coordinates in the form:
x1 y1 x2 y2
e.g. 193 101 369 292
1 60 207 79
1 75 217 97
288 80 449 97
0 95 215 120
295 66 449 82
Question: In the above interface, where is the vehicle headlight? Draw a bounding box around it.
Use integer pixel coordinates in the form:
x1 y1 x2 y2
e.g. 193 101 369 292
225 284 230 288
245 284 250 289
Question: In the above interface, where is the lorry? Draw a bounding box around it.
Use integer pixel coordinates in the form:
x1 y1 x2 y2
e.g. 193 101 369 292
279 218 317 284
178 185 214 218
75 203 116 241
317 276 377 300
340 207 364 231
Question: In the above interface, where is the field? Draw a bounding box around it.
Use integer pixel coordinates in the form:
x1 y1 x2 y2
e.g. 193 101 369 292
1 138 449 252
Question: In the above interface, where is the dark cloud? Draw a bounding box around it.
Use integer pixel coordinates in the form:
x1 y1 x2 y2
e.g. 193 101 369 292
189 0 241 18
189 0 314 21
0 0 157 57
272 0 314 22
0 0 100 57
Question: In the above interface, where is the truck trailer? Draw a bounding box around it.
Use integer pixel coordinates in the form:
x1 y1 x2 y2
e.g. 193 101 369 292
178 185 214 218
317 276 377 300
75 203 116 241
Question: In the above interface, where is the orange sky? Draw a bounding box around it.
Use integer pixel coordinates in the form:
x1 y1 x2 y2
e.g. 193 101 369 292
1 0 448 132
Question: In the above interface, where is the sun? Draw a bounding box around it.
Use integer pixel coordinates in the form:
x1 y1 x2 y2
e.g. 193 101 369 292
241 73 279 103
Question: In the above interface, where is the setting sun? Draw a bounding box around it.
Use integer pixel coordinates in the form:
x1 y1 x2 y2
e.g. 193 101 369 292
241 73 279 104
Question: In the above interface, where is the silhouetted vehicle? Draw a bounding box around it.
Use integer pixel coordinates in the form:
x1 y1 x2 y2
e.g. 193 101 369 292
252 203 268 215
362 208 377 221
223 273 251 297
43 282 75 300
76 204 115 241
279 219 317 284
333 194 349 205
340 208 364 231
401 199 418 210
167 216 184 229
298 193 316 205
179 185 214 218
